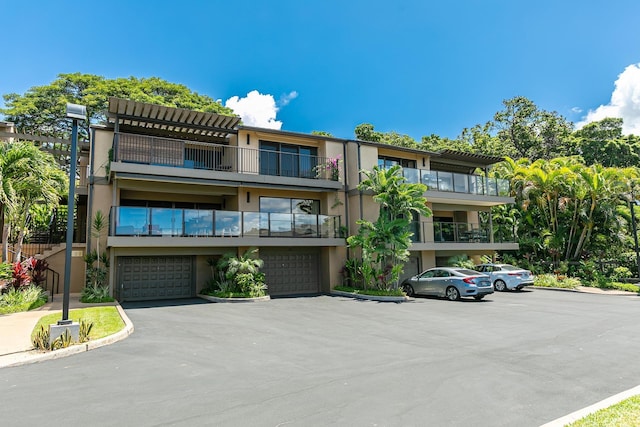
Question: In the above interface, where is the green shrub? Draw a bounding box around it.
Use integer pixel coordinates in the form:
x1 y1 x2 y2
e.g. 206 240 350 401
612 266 632 280
447 254 475 269
0 285 47 314
204 248 267 297
80 285 114 303
534 274 580 289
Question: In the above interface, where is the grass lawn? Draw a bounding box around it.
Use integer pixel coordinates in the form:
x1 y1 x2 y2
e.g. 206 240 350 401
32 306 125 341
566 395 640 426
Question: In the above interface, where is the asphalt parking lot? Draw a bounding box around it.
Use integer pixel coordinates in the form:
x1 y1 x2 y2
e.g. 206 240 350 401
3 289 640 426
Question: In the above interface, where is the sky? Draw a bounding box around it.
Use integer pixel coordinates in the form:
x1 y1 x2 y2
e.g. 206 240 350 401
2 0 640 140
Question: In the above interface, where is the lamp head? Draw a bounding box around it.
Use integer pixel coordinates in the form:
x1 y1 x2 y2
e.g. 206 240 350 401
66 103 87 121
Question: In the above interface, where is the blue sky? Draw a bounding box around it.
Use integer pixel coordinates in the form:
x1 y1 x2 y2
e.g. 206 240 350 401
2 0 640 139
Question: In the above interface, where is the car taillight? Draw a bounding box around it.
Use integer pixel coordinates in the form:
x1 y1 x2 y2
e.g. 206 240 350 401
463 277 475 284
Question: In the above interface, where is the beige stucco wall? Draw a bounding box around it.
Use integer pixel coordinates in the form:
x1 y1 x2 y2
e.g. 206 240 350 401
44 244 86 294
93 128 113 178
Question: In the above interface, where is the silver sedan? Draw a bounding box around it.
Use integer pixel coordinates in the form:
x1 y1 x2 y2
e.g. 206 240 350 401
474 263 534 291
401 267 494 301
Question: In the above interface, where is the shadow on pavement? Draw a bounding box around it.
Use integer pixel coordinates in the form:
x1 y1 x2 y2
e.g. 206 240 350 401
121 298 210 310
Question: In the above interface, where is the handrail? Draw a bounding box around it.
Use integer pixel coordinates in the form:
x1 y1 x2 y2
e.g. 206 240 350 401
43 267 60 300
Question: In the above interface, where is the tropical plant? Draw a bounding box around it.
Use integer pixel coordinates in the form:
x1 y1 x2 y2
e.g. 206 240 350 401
207 248 267 297
32 325 50 351
51 329 74 350
84 211 109 294
347 165 431 290
11 261 31 289
80 284 113 303
78 319 94 343
0 141 68 261
446 254 475 269
24 257 48 286
0 284 47 314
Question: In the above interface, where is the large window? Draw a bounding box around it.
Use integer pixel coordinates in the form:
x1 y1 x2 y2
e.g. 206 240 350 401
378 156 416 169
260 141 318 178
259 197 320 237
378 156 419 183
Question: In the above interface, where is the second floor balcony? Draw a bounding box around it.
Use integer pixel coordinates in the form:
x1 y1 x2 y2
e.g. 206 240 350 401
110 206 342 239
396 167 510 197
113 132 340 181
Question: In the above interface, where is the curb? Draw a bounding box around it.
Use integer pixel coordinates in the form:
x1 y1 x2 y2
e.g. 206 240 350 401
531 286 580 293
197 294 271 303
533 286 638 296
330 290 410 303
0 303 134 368
540 384 640 426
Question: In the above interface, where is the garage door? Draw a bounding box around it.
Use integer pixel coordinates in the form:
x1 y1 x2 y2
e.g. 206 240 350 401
261 249 320 296
118 256 194 301
400 254 421 283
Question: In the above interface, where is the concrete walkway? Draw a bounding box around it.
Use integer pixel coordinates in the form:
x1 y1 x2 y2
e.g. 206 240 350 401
0 293 133 368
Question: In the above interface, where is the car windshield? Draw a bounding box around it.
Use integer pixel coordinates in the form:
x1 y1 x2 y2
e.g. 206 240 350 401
454 269 481 276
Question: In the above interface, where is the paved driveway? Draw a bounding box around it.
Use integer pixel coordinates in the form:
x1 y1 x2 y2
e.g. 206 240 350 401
3 290 640 426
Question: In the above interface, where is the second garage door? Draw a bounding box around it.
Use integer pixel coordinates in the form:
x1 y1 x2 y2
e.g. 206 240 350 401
117 256 194 301
261 249 320 296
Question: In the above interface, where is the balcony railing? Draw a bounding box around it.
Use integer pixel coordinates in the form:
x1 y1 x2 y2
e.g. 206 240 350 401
393 166 510 197
110 207 341 238
113 132 339 181
431 221 516 243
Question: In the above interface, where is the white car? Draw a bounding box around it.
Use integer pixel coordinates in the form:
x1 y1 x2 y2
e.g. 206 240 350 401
474 263 534 291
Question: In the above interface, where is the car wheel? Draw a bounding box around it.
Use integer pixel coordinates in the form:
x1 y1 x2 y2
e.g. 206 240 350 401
474 295 484 301
446 286 460 301
402 283 415 297
494 279 507 292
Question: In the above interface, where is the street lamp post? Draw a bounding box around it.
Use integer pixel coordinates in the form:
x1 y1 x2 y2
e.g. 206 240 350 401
630 197 640 278
58 103 87 325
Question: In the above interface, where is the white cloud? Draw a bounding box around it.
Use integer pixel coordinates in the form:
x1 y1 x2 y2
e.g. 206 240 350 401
571 106 583 114
225 90 283 129
224 90 298 130
278 91 298 107
576 63 640 135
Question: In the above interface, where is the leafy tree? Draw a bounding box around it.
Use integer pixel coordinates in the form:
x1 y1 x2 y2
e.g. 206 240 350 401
311 130 334 137
354 123 382 142
573 118 640 167
1 73 235 140
420 133 471 153
493 96 574 161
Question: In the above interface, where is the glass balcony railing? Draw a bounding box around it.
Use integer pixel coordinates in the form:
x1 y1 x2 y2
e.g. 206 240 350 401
110 207 341 238
395 167 510 197
429 221 516 244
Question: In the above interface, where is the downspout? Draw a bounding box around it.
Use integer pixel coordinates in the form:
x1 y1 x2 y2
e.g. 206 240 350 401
485 166 494 244
86 127 96 254
342 139 349 241
357 141 363 224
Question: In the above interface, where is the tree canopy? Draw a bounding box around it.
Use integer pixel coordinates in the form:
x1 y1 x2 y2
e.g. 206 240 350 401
1 73 235 140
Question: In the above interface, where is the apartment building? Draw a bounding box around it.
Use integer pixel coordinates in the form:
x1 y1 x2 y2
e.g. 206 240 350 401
82 97 517 301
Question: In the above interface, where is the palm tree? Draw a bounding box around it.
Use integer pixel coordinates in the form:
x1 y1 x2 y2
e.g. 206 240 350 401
349 166 431 289
0 141 68 261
